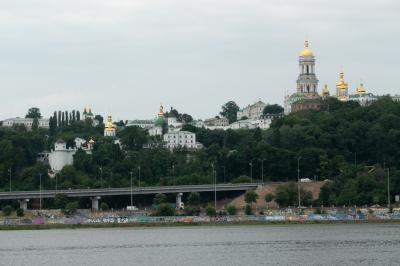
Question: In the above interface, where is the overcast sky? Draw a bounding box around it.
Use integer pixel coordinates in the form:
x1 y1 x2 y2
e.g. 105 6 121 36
0 0 399 121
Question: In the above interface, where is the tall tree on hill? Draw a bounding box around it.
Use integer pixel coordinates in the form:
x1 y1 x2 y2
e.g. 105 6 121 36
25 107 42 119
76 110 81 121
53 111 58 127
72 110 76 123
61 112 65 128
58 111 62 127
65 111 69 127
220 101 239 124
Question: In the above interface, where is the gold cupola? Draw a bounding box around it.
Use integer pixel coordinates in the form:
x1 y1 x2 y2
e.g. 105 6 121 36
336 72 348 90
300 40 314 57
356 83 366 95
322 84 330 97
105 115 114 131
336 72 349 102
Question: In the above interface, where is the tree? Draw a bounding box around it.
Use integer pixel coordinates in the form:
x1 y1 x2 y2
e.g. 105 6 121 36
25 107 42 119
244 190 259 206
154 193 167 205
205 204 216 216
54 194 69 209
119 126 148 150
63 201 79 215
2 205 13 216
245 204 252 215
76 110 81 121
16 208 24 217
187 192 201 206
232 176 252 183
155 203 175 216
226 205 237 215
263 104 284 115
220 101 239 124
100 202 109 211
265 193 274 208
32 117 39 131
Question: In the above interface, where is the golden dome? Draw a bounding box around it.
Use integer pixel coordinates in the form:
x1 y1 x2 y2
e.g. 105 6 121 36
356 83 366 94
322 84 330 97
105 115 115 131
300 40 314 57
158 104 165 118
89 138 95 144
336 72 348 90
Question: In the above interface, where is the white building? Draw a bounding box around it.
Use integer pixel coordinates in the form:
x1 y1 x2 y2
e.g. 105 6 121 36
203 117 229 130
1 117 49 129
164 131 203 150
228 118 273 130
126 119 154 129
38 138 94 173
237 101 267 120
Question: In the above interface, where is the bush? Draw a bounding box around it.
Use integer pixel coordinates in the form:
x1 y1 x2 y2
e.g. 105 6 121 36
265 193 274 203
184 206 200 216
155 203 175 216
187 192 201 206
100 202 109 211
244 190 259 205
245 204 252 215
16 208 24 217
54 194 68 209
63 201 79 215
226 205 237 215
232 175 252 184
153 193 167 205
2 205 13 216
205 204 216 216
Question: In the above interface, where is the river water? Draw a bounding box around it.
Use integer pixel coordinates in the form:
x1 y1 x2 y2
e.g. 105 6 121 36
0 224 399 266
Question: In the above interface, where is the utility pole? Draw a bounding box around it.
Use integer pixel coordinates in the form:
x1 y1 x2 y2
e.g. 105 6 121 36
222 166 226 183
39 173 42 210
297 157 301 208
214 168 217 210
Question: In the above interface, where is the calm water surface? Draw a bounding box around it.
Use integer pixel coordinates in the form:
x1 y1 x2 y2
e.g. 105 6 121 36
0 224 399 266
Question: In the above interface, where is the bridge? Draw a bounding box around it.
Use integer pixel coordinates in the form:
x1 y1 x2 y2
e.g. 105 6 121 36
0 183 259 211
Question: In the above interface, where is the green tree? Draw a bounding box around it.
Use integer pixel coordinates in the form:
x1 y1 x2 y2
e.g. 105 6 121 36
25 107 42 119
220 101 239 124
244 190 259 206
263 104 284 115
16 208 24 217
245 204 252 215
155 203 175 216
54 194 69 209
154 193 167 205
205 204 216 216
2 205 13 216
100 202 109 211
265 193 274 208
63 201 79 215
226 205 237 215
187 192 201 206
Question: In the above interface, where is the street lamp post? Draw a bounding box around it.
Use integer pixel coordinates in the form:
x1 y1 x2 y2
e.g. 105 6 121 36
130 170 133 207
222 166 226 183
99 167 103 188
297 157 301 208
386 167 391 212
8 168 11 192
260 159 266 184
249 160 253 183
211 163 216 210
138 165 141 187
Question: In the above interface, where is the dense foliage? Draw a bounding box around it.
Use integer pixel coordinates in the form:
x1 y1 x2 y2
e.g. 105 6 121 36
0 97 399 206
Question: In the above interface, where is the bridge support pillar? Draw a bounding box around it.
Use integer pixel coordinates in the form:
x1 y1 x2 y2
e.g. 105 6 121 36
19 199 30 211
91 196 101 211
176 193 183 209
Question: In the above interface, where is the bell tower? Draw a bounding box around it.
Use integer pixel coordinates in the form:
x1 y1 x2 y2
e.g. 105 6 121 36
296 40 319 96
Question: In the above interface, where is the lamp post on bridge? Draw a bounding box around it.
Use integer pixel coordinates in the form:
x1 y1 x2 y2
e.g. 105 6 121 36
8 168 11 192
297 156 302 208
138 165 141 188
259 159 266 184
249 160 253 183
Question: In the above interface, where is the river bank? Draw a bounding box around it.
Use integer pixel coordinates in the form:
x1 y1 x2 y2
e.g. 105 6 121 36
1 219 399 231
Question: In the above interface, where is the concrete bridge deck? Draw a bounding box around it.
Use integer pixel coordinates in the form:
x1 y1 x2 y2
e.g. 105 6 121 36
0 183 258 200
